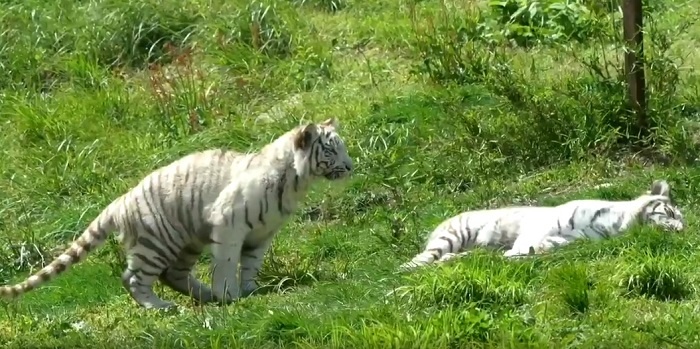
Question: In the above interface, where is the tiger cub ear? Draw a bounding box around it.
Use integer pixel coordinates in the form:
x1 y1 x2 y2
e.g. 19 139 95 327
320 118 339 130
294 123 319 150
649 179 671 198
528 246 536 255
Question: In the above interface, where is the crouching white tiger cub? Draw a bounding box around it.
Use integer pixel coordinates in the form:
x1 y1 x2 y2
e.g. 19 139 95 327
399 179 683 271
0 118 353 309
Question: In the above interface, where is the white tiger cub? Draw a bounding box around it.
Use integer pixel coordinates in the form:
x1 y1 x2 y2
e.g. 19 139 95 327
0 118 353 309
399 179 684 271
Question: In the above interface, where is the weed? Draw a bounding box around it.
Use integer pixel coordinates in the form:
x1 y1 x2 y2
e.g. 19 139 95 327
547 262 592 315
294 0 348 13
620 260 693 302
489 0 606 47
147 45 221 142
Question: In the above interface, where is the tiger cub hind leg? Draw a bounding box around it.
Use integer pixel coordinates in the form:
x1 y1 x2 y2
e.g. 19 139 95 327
537 235 574 253
503 246 535 259
505 245 537 258
504 234 574 258
436 250 471 264
158 243 215 304
121 243 179 310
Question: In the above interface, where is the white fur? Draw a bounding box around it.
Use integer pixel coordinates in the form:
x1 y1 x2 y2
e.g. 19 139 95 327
399 180 684 271
207 167 301 302
0 119 353 309
205 120 352 304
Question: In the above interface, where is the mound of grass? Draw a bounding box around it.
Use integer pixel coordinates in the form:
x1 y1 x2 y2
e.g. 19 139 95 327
389 251 534 311
620 259 694 302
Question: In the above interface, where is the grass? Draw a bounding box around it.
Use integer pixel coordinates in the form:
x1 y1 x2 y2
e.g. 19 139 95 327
2 0 700 347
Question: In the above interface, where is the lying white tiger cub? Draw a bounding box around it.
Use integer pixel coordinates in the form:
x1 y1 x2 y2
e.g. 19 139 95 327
399 179 684 271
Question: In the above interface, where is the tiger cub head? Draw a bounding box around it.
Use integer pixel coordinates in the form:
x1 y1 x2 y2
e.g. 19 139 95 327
641 179 684 232
294 118 353 181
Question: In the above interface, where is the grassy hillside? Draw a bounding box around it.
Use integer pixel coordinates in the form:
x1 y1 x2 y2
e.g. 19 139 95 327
2 0 700 347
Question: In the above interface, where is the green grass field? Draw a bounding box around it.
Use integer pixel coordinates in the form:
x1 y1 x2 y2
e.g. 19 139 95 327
2 0 700 347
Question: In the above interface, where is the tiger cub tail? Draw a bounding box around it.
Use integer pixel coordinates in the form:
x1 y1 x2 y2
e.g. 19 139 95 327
398 220 465 272
0 198 121 299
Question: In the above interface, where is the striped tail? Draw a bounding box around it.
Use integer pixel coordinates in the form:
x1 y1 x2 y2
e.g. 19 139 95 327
398 228 465 272
0 202 119 299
